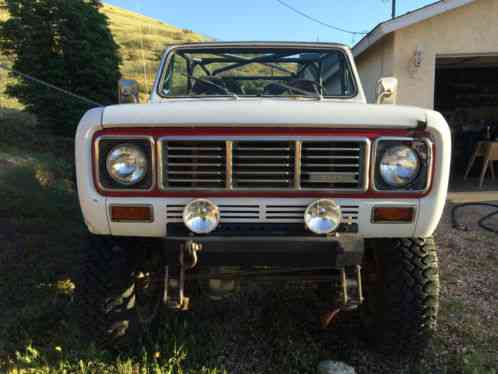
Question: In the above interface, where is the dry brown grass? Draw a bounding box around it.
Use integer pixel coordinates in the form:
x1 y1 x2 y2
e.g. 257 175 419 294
101 3 207 101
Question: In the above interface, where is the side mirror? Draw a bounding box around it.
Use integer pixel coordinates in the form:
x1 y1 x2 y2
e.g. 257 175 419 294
118 79 139 104
376 77 398 105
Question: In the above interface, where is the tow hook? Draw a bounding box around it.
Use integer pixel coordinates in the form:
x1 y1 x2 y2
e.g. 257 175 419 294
320 265 364 329
180 240 202 270
340 265 364 310
163 240 202 311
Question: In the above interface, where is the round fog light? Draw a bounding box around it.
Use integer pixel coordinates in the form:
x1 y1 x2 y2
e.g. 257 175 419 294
183 199 220 234
304 199 341 235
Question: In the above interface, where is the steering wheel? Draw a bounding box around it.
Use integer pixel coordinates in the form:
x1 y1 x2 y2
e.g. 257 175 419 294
286 79 323 95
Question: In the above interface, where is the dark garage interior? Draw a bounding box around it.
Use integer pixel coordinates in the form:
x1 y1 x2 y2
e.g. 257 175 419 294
434 55 498 184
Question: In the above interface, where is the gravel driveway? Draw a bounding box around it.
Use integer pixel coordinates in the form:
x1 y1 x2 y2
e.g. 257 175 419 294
186 203 498 374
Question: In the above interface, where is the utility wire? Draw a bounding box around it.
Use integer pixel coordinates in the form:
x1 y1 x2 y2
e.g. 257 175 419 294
276 0 368 36
0 63 103 107
136 0 149 93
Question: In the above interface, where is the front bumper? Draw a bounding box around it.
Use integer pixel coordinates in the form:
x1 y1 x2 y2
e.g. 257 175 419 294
164 233 364 268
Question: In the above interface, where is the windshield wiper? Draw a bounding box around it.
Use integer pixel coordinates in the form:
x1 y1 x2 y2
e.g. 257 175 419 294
260 79 324 100
180 72 239 99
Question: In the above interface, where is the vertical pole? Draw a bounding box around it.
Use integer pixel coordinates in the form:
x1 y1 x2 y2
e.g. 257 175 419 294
392 0 396 18
0 65 4 120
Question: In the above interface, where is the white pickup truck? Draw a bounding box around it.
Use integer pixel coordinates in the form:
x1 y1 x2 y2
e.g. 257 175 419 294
75 42 451 352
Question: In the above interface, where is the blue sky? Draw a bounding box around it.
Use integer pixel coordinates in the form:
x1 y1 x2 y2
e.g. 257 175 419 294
105 0 436 46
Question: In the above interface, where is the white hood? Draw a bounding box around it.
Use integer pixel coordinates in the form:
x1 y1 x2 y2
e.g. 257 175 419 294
102 99 428 129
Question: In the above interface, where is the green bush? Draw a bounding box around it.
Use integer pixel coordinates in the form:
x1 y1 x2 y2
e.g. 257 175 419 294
0 0 121 138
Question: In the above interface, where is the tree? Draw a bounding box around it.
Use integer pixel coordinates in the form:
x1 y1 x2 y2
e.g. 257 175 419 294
0 0 121 136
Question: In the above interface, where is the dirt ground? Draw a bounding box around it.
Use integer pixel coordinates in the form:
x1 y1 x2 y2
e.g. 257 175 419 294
177 204 498 374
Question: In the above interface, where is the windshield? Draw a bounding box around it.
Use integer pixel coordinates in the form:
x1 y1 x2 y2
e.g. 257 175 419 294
158 47 357 98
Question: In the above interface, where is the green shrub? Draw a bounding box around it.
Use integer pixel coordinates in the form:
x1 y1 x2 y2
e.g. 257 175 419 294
0 0 121 137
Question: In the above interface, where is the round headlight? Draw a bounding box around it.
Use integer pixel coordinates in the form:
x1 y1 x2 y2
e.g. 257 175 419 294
106 144 147 185
379 145 420 187
183 199 220 234
304 199 342 235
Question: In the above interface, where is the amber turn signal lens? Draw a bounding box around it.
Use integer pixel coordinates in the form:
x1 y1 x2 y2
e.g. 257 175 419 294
110 205 153 222
372 206 415 223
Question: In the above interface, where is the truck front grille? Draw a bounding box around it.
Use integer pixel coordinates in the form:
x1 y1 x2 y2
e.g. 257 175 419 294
159 137 369 191
301 141 363 189
233 141 295 189
161 140 226 189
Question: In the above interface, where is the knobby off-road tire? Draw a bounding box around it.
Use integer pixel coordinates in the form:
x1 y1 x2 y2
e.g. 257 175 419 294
77 235 165 349
360 237 439 355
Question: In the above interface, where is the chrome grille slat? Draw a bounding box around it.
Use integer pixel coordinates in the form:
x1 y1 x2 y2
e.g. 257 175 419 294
167 147 223 151
221 213 259 217
234 163 291 167
168 178 225 183
236 171 291 175
302 172 359 175
304 147 360 151
303 155 360 159
302 163 359 167
234 179 290 183
236 147 291 151
168 163 224 167
167 171 223 175
235 155 291 159
167 155 224 159
160 138 368 191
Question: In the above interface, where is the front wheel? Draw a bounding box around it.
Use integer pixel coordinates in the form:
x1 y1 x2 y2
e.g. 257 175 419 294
76 235 165 349
360 237 440 354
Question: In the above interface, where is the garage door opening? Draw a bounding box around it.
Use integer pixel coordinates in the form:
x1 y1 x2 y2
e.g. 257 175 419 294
435 55 498 188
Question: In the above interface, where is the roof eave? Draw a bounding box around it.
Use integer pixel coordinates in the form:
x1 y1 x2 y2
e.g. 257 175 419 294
353 0 476 58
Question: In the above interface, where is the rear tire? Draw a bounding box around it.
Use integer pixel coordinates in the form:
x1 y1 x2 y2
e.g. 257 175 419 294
77 235 165 349
360 237 439 354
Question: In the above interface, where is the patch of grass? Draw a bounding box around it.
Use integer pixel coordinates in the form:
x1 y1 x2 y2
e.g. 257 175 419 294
5 344 225 374
445 298 466 315
0 109 75 164
0 153 227 373
432 285 498 374
442 349 497 374
0 164 82 343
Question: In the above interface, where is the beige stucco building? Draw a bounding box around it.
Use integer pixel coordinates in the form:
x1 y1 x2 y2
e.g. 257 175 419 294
353 0 498 108
354 0 498 176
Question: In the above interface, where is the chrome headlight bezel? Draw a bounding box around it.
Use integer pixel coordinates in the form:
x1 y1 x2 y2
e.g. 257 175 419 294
95 136 155 191
373 137 432 192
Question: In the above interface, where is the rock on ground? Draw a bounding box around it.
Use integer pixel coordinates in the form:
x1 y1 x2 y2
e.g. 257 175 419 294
318 361 356 374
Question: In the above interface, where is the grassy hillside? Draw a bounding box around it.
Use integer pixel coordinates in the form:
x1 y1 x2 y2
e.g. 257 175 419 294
0 6 21 109
102 3 207 101
0 2 208 108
